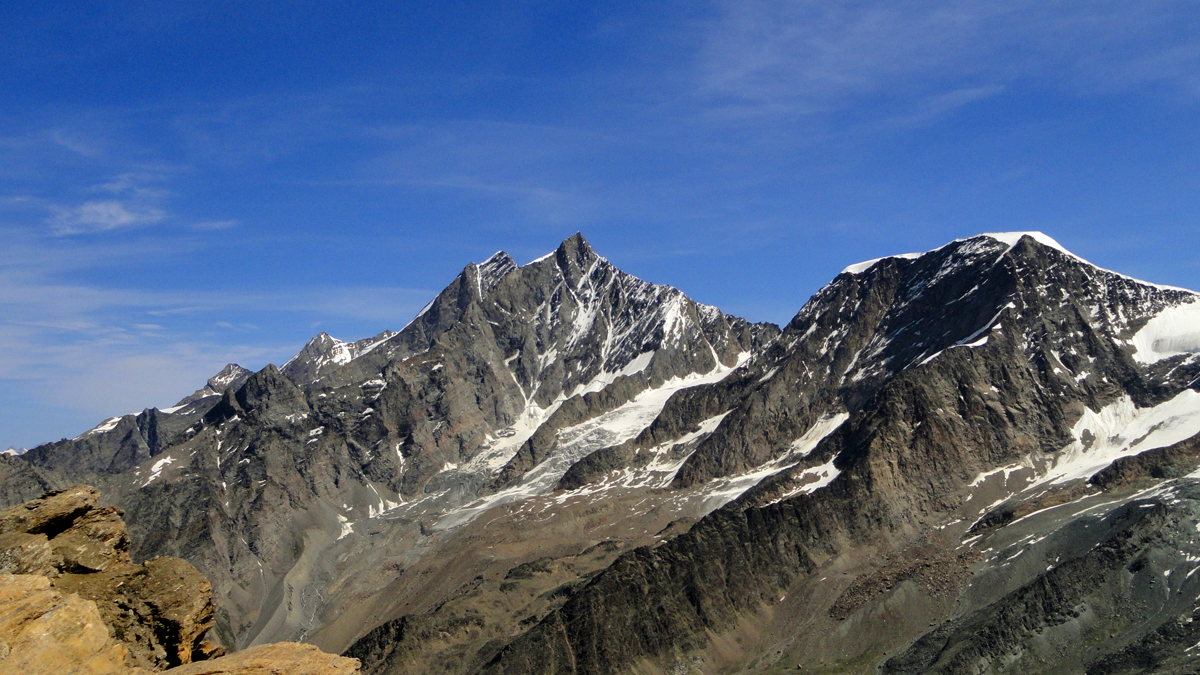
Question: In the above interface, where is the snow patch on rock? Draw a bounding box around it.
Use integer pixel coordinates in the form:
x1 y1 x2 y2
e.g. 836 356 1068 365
1041 390 1200 485
141 455 176 487
75 416 124 440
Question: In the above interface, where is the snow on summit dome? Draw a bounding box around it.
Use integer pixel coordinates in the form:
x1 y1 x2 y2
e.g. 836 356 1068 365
842 231 1071 276
979 231 1070 254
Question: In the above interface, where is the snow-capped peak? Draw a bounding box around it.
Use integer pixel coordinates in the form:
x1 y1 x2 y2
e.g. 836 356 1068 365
979 231 1069 254
842 232 1069 276
841 232 1192 297
842 231 1088 277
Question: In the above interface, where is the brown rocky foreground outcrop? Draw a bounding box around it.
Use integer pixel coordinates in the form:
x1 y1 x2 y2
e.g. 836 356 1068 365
165 642 361 675
0 486 359 675
0 572 131 674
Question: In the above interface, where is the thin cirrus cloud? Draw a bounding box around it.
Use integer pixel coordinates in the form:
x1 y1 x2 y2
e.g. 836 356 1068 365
47 199 167 235
90 172 171 199
0 261 435 446
696 0 1200 115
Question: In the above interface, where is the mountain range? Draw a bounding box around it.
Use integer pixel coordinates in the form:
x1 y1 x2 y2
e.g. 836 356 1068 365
5 231 1200 674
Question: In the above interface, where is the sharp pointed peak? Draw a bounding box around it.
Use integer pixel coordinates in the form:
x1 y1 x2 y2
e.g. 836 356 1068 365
552 232 602 272
521 233 601 268
558 232 593 253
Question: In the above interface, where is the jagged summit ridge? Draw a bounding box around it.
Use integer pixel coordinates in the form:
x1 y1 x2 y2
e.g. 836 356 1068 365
290 233 770 398
844 231 1197 295
279 330 397 385
841 231 1068 275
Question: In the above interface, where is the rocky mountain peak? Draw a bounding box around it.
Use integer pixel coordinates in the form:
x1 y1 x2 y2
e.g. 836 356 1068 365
838 231 1068 277
280 330 396 386
670 230 1200 488
549 231 601 287
208 363 253 390
175 363 253 407
473 251 518 298
234 364 309 418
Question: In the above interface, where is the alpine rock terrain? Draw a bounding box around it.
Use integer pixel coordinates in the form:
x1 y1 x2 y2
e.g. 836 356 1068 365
6 232 1200 674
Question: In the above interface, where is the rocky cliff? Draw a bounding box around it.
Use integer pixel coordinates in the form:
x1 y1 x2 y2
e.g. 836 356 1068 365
0 486 359 675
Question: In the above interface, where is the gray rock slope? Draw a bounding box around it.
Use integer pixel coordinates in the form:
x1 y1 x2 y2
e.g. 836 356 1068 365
9 231 1200 675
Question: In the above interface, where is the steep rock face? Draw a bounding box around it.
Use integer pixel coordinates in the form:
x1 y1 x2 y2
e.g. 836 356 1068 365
671 233 1198 488
481 504 820 675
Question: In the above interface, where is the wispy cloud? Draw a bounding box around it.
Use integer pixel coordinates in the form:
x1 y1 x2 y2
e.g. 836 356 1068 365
0 265 434 443
91 172 170 199
47 199 167 235
348 120 617 225
874 84 1006 130
697 0 1200 117
48 129 103 157
41 171 179 235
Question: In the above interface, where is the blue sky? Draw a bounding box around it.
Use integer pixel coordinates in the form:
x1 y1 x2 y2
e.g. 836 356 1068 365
3 1 1200 449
